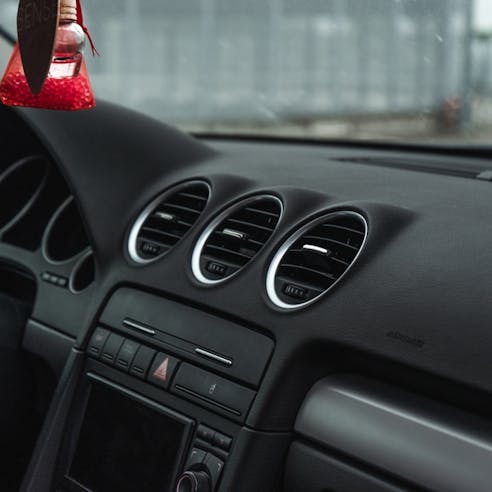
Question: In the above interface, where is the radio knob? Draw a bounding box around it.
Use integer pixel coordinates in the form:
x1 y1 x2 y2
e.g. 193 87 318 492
175 470 211 492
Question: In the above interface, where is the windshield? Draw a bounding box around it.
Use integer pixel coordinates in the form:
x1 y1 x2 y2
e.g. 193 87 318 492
1 0 492 144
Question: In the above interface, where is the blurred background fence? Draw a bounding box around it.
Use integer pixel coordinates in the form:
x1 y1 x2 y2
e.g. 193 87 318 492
86 0 473 126
1 0 489 138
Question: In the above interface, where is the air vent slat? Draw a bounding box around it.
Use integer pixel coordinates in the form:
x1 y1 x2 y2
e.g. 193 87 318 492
244 206 280 218
278 263 338 283
214 230 263 245
329 256 351 267
204 244 252 262
129 181 210 262
301 235 360 252
286 247 350 266
140 227 182 242
160 203 202 215
175 219 193 228
143 218 191 236
193 195 282 283
267 211 367 308
225 217 275 233
282 250 349 275
177 192 209 202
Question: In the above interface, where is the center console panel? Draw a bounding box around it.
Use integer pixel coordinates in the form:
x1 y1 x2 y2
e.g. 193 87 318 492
53 287 276 492
99 288 273 388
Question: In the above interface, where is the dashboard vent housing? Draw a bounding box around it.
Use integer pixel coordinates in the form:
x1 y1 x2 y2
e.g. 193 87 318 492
266 211 367 309
128 181 210 263
192 195 282 284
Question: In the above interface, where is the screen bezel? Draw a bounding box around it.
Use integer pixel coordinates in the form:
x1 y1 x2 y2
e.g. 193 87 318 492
61 373 194 492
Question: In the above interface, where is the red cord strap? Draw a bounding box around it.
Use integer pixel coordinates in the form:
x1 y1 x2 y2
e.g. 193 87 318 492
76 0 100 56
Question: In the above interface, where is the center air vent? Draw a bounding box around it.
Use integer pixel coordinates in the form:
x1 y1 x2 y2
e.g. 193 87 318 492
192 195 282 284
266 211 367 309
128 180 210 263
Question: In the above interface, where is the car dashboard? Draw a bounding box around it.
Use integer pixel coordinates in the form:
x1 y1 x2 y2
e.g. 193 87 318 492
1 102 492 492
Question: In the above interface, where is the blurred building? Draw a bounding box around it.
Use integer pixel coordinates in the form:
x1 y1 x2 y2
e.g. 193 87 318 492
80 0 472 127
0 0 474 130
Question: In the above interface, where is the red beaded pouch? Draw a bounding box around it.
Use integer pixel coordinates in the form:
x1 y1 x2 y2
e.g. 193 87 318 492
0 0 97 111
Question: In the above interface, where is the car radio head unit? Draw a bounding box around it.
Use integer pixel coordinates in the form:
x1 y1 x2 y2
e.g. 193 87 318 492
64 378 193 492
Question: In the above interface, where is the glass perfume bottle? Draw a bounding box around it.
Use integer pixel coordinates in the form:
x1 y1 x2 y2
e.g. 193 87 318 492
0 0 96 110
49 15 86 78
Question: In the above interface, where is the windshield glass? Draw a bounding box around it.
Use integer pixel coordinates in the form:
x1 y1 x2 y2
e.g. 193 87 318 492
1 0 492 143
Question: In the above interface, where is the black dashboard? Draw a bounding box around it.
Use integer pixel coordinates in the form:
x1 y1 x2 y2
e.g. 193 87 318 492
2 101 492 492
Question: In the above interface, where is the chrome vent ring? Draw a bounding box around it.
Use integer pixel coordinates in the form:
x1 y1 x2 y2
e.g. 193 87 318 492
192 194 283 284
128 180 210 264
266 211 368 309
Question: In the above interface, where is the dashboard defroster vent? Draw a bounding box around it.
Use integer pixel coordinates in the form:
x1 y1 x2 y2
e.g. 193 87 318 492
192 195 282 284
266 211 367 309
128 181 210 263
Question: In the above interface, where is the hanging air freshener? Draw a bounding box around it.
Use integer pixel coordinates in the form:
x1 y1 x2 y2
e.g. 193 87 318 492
0 0 98 110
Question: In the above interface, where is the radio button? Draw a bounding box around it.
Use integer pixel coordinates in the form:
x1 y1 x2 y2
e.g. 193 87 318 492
203 453 224 490
87 327 110 358
197 424 215 443
185 447 207 470
129 346 156 379
213 432 232 452
101 333 125 365
115 339 140 371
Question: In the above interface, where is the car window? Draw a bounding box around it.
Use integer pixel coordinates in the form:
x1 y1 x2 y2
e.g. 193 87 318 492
1 0 492 145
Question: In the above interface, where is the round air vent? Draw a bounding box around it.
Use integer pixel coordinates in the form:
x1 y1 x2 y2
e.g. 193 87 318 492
192 195 283 284
0 156 48 233
69 251 95 293
42 196 90 263
266 211 367 309
128 180 210 264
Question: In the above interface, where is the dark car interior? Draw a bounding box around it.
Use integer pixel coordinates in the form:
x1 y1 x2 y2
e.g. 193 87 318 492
2 97 492 492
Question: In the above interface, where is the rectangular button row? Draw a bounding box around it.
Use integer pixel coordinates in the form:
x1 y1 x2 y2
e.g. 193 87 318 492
88 327 179 389
88 327 255 421
41 271 68 288
197 424 232 452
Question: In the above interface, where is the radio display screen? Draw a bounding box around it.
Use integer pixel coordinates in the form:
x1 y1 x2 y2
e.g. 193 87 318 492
68 381 191 492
